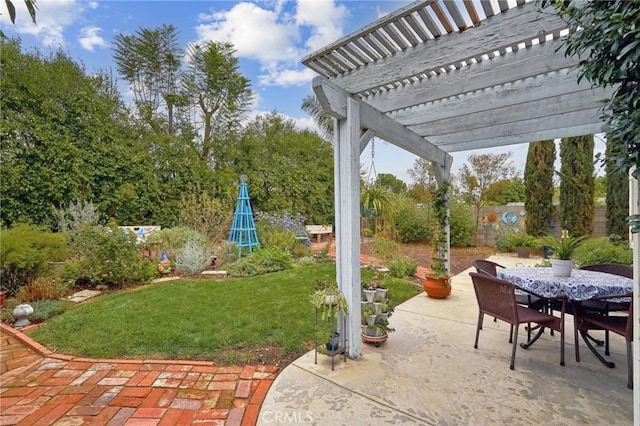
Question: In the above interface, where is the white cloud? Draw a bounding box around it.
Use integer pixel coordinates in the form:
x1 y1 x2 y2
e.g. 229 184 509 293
296 0 347 51
0 0 83 48
87 1 99 10
194 0 346 88
195 2 299 64
258 67 317 87
79 26 108 51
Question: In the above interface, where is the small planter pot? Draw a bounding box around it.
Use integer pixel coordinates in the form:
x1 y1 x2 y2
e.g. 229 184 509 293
363 289 376 303
373 302 381 314
366 314 377 326
516 246 530 258
325 332 340 351
551 259 574 277
375 288 388 300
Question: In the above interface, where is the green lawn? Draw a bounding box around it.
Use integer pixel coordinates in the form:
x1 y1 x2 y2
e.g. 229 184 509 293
28 264 420 364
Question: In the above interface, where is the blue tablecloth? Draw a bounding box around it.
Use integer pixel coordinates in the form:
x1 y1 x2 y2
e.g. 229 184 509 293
498 267 633 301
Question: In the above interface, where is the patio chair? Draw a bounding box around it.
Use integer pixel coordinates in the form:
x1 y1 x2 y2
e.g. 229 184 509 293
579 264 632 355
472 259 547 340
470 272 566 370
574 293 633 389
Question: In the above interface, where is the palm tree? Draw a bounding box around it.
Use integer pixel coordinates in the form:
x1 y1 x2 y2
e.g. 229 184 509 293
301 95 334 141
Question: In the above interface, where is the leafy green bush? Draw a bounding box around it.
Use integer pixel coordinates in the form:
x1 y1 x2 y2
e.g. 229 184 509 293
64 224 156 288
573 236 633 266
394 196 431 243
0 224 68 296
388 256 418 278
226 247 292 277
220 242 239 265
494 223 538 252
449 200 475 246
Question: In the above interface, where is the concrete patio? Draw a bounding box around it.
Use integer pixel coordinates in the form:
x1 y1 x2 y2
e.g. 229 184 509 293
259 254 634 425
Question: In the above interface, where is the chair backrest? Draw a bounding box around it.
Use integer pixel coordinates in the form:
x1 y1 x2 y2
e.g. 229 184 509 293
469 272 518 324
472 259 505 277
580 263 633 279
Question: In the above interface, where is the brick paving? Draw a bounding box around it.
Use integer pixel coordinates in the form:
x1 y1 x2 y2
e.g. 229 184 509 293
0 324 278 425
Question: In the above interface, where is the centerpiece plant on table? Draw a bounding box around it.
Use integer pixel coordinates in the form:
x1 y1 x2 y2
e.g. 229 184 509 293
545 230 586 277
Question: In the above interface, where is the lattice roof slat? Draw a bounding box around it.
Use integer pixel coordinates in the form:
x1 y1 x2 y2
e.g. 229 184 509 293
430 2 454 33
404 13 431 42
416 8 442 37
443 1 468 30
464 0 481 25
394 18 420 46
480 0 494 18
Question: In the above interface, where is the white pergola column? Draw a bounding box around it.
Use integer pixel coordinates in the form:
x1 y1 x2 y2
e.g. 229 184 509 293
334 98 362 358
630 171 639 424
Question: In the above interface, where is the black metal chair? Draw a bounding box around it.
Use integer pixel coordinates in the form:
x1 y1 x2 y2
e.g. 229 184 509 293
470 272 566 369
579 264 632 355
574 292 633 389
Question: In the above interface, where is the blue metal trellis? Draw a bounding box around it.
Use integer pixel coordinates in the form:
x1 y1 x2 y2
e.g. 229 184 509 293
228 182 259 257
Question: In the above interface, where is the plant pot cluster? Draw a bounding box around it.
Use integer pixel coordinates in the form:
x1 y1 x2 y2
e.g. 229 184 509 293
361 280 393 346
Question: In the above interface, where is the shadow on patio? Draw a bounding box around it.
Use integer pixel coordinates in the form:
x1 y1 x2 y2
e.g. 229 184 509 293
258 254 633 425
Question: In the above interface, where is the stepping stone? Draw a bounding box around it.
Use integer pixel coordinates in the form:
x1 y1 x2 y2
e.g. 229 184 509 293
67 289 102 303
201 270 227 276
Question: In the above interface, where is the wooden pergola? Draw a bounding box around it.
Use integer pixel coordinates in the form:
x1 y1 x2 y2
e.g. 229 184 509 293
302 0 638 415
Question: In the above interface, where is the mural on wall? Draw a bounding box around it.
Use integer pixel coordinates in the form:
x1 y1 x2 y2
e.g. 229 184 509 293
119 226 161 244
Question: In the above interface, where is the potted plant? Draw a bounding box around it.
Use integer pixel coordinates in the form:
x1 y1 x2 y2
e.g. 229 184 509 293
510 232 537 258
545 231 585 277
423 182 452 299
310 277 348 352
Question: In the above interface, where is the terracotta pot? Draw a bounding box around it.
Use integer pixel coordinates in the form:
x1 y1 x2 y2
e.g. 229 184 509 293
423 276 451 299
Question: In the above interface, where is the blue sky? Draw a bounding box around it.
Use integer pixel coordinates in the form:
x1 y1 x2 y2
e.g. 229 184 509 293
1 0 605 183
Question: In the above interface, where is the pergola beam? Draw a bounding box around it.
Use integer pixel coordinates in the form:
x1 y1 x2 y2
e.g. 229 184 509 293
312 76 452 167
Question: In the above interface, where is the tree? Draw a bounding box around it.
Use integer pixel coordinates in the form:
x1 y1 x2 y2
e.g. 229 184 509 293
235 113 334 224
113 25 183 135
376 173 407 194
545 1 640 232
559 135 594 237
301 94 333 140
1 0 36 38
524 140 556 236
408 157 438 193
605 135 629 239
485 178 525 205
182 41 253 161
457 153 515 244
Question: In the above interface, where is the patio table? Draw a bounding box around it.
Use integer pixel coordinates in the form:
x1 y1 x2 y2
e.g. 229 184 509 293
497 267 633 302
498 266 633 368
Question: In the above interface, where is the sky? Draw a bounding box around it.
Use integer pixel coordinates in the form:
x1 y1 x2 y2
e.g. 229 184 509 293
1 0 606 184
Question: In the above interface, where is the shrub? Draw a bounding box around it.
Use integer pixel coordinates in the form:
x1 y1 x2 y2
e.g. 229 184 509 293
388 256 418 278
0 224 68 296
220 242 239 265
255 211 310 255
175 238 210 275
180 189 233 242
494 223 538 253
394 197 431 243
64 223 156 288
28 299 74 323
449 200 475 246
157 226 210 260
226 247 292 277
15 277 71 302
573 236 633 266
370 235 399 264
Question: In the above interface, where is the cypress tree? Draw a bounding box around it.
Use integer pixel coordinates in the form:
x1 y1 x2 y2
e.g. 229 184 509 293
605 135 629 240
524 140 555 236
559 135 594 237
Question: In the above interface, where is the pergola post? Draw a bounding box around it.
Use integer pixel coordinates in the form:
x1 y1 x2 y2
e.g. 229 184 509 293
630 171 639 422
333 98 362 358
